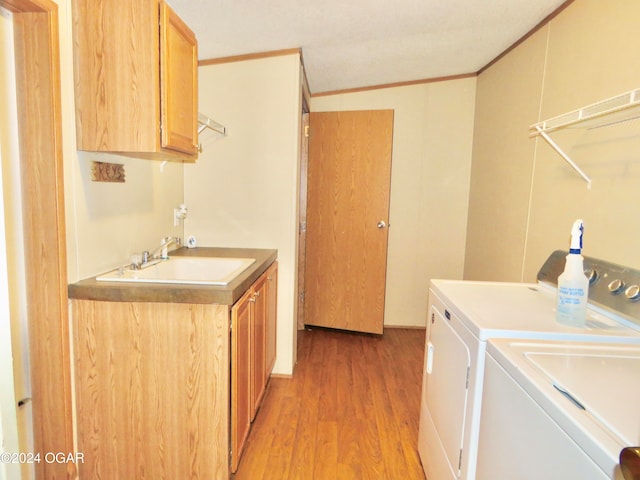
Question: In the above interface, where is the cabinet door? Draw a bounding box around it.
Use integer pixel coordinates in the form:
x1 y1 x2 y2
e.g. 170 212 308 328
251 273 268 420
72 0 160 152
231 291 252 473
72 300 230 478
160 2 198 155
265 262 278 375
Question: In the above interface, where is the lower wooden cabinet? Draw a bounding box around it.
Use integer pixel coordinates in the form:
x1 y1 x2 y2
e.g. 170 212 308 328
231 261 278 472
71 301 231 479
71 261 278 478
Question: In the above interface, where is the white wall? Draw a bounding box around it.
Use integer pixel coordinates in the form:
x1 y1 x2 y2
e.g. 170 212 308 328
0 2 28 394
67 152 185 279
0 153 20 480
465 0 640 282
185 54 302 375
0 169 19 480
0 7 28 480
311 78 476 327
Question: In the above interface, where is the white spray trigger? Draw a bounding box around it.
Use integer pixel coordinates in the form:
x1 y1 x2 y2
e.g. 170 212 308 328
570 219 584 253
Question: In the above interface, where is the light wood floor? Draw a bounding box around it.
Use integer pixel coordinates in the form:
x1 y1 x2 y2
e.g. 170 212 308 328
234 327 427 479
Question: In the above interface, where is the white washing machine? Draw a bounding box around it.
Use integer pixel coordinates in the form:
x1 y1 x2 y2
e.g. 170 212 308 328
417 251 640 480
477 338 640 480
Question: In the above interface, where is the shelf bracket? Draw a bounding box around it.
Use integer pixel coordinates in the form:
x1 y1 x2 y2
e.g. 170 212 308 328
198 112 226 136
535 125 592 189
197 112 227 153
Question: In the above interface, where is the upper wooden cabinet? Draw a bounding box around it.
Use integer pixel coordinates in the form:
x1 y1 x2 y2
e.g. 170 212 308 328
71 0 198 159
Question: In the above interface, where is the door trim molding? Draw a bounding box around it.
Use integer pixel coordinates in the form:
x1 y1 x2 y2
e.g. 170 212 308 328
0 0 73 477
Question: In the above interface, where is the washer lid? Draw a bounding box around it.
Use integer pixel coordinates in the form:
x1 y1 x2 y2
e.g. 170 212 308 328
488 339 640 476
526 349 640 445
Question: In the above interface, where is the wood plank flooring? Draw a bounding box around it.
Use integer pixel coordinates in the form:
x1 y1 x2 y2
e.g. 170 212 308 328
234 327 427 479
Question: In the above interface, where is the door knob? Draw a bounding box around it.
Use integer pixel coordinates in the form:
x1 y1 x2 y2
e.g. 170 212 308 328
377 221 387 229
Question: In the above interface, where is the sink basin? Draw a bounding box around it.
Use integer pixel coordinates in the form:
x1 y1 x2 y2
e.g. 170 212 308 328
96 257 256 286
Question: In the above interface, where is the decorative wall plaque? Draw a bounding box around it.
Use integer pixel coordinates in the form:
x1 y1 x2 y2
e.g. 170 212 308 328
91 161 125 183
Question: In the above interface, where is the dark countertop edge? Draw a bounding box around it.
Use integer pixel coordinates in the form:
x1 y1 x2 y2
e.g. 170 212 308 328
68 247 278 306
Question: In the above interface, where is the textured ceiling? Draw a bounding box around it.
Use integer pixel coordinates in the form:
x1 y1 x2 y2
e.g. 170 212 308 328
168 0 569 94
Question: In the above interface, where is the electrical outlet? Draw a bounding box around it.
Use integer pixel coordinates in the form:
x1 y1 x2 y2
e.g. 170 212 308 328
173 204 188 226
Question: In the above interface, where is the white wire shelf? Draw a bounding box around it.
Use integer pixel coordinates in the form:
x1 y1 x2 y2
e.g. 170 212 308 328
529 88 640 188
530 89 640 134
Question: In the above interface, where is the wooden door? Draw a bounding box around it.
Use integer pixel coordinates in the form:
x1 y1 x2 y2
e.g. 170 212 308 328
304 110 393 334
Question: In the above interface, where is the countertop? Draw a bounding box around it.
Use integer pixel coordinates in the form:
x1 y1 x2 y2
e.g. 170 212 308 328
68 247 278 305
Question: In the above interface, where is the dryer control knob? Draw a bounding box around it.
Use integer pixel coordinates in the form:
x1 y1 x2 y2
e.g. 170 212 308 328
608 279 625 294
625 285 640 301
584 268 598 284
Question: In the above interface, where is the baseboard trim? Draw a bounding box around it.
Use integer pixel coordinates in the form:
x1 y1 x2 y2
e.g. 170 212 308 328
384 325 426 330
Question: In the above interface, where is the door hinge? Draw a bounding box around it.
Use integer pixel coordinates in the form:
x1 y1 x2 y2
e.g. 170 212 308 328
304 125 310 137
465 366 470 389
458 448 463 471
299 221 307 234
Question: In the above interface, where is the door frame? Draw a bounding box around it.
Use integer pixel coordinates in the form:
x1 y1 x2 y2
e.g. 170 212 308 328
296 75 310 332
0 0 73 477
296 112 309 330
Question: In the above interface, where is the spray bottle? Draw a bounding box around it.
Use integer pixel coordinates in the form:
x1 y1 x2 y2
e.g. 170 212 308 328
556 219 589 327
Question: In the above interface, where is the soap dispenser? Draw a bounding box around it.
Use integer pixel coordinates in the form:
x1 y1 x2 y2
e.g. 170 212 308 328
556 219 589 327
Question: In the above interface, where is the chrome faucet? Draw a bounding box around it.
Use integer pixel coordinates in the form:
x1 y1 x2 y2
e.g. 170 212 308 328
143 236 181 264
131 237 181 270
